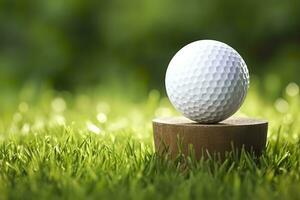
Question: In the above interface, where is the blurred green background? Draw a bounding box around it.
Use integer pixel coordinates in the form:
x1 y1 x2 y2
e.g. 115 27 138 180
0 0 299 98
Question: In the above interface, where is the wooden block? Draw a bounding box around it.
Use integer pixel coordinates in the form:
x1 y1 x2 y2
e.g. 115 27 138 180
153 117 268 160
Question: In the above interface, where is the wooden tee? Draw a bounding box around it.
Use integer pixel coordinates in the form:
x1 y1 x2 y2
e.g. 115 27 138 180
152 117 268 160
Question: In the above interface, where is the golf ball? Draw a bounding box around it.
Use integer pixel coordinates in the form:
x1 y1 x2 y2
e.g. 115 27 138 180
165 40 249 123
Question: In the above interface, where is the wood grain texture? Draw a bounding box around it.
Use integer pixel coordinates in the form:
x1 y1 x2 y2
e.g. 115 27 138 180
153 117 268 160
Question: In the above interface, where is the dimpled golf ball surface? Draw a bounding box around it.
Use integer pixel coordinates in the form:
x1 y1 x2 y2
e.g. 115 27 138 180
165 40 249 123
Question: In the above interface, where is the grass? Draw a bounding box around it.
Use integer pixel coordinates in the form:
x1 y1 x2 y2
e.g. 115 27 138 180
0 82 299 200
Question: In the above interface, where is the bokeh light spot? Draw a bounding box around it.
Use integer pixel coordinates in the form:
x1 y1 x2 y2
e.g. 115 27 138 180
86 121 101 135
286 82 299 97
51 97 66 113
97 113 107 123
274 98 289 113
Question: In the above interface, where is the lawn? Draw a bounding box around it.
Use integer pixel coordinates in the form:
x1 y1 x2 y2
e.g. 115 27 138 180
0 83 299 200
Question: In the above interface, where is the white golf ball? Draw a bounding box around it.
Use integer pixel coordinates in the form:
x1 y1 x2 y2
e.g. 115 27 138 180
165 40 249 123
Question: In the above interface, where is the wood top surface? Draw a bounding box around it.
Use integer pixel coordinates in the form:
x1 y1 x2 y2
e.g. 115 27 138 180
153 117 268 127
